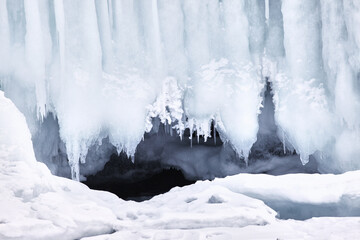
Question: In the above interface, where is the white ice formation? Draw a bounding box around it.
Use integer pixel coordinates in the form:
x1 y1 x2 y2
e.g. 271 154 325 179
0 0 360 180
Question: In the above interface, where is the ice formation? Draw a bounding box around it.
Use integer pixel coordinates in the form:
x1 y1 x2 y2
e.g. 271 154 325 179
0 0 360 180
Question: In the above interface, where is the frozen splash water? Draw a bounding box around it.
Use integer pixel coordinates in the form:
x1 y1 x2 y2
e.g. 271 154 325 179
0 0 359 180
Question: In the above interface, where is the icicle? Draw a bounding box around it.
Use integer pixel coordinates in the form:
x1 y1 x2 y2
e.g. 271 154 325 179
130 154 135 164
68 146 80 181
80 153 86 164
197 132 200 144
282 130 286 154
265 0 269 22
94 0 113 72
214 125 217 145
116 145 122 156
107 0 113 29
151 0 162 70
179 128 183 141
24 0 47 120
0 0 10 76
53 0 65 75
300 153 309 165
188 118 194 147
70 161 80 181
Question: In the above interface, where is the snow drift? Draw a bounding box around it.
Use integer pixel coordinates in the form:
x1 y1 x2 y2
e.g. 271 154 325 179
0 0 360 179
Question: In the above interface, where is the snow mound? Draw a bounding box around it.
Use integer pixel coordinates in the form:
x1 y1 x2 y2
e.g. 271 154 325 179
0 91 117 240
139 184 276 229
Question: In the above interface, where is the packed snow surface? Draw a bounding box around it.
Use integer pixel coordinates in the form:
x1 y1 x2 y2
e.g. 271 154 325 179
1 91 360 239
0 0 360 179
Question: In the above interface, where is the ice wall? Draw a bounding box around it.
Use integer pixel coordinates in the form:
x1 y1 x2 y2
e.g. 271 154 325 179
273 0 334 164
0 0 359 179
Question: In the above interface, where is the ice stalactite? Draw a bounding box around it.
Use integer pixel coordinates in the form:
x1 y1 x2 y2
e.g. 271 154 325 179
0 0 360 179
319 0 360 172
265 0 269 21
94 0 113 73
24 0 47 120
282 131 286 155
273 0 335 164
0 0 10 78
56 0 103 180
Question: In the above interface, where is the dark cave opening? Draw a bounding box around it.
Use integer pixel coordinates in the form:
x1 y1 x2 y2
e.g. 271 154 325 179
84 156 195 201
83 116 225 201
82 79 318 201
82 121 227 201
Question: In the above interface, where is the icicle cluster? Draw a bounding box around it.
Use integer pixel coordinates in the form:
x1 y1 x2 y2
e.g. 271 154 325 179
0 0 359 179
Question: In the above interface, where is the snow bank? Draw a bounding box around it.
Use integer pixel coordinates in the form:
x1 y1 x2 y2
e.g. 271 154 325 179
81 170 360 239
82 217 360 240
0 91 118 239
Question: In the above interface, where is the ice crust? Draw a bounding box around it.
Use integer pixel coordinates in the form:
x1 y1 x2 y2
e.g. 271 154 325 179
0 0 360 179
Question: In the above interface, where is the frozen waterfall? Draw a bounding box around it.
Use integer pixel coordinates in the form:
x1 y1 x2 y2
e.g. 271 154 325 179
0 0 360 180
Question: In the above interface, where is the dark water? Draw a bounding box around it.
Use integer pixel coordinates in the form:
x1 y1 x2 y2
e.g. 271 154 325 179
84 167 195 201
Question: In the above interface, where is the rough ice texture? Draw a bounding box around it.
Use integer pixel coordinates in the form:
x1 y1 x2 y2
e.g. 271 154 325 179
0 0 360 179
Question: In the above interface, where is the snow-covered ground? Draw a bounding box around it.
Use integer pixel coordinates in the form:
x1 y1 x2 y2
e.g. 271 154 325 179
1 91 360 239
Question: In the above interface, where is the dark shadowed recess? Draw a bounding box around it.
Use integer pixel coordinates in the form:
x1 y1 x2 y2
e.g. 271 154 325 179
83 80 319 202
84 154 195 201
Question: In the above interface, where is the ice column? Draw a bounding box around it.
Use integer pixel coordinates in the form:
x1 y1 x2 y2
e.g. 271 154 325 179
219 0 264 163
158 0 187 85
95 0 114 73
0 0 10 77
273 0 334 164
320 0 360 171
24 0 47 120
56 0 103 180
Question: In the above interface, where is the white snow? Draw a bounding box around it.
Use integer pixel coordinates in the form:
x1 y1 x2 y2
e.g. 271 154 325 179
1 91 360 239
81 218 360 240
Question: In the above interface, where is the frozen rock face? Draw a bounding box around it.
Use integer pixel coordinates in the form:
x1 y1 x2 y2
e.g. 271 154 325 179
0 0 359 179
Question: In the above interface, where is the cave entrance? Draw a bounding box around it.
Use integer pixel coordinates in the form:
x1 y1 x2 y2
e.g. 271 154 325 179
83 124 223 201
84 153 196 201
82 78 318 201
